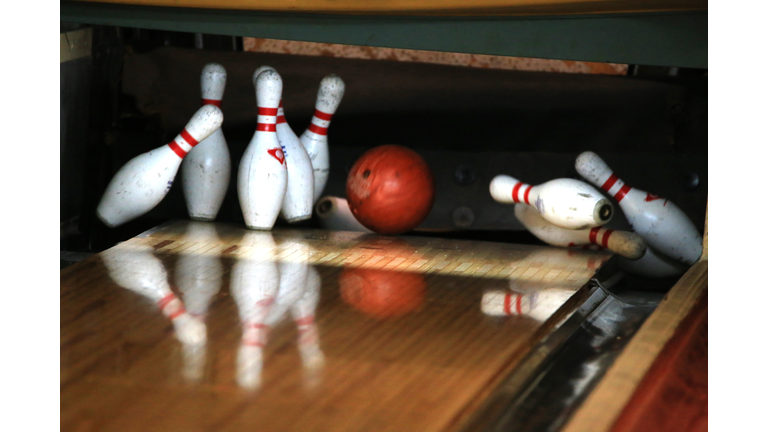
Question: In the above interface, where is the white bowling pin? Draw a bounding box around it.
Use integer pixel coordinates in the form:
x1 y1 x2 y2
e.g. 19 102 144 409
315 196 373 232
181 63 231 222
575 151 702 265
300 75 345 203
481 288 575 322
231 231 280 390
514 204 646 260
101 244 206 346
238 70 288 230
490 174 613 230
97 105 223 227
251 66 315 222
619 245 688 279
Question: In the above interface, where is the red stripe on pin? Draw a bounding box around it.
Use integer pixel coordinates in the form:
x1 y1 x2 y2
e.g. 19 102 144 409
601 174 619 192
516 295 523 314
168 140 186 158
276 115 286 124
180 129 199 147
258 107 279 116
295 316 314 326
511 183 523 203
614 185 632 202
167 307 186 320
523 185 532 205
601 229 613 247
257 123 277 132
313 109 333 121
504 294 512 315
589 227 600 244
202 99 221 107
157 293 176 310
308 123 328 135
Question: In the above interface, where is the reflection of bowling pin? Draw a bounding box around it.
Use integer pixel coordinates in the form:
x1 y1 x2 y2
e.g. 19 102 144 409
292 266 325 374
575 151 702 265
101 244 206 346
490 174 613 230
300 75 345 203
231 231 280 390
481 288 575 322
315 196 372 232
181 63 231 222
514 204 646 260
238 69 288 231
175 222 223 318
619 245 688 279
97 105 223 227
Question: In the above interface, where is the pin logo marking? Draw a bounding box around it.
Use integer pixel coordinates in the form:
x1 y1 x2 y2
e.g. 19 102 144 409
267 148 285 165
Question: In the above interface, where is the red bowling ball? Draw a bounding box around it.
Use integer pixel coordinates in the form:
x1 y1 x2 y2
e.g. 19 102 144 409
346 145 435 235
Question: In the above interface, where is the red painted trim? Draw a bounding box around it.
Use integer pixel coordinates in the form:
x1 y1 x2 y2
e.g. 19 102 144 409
276 115 286 124
258 107 279 116
157 293 176 310
168 140 186 158
602 229 614 247
615 184 632 202
589 227 600 244
504 293 512 315
180 129 199 147
523 185 532 205
308 123 328 135
202 98 221 107
313 109 333 121
602 173 619 192
511 183 523 203
257 123 277 132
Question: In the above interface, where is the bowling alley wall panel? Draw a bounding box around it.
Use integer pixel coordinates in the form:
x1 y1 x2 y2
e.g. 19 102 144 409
242 38 628 75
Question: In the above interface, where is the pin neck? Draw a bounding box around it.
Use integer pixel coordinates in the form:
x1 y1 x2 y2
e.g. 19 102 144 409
306 108 333 136
510 182 533 205
202 98 221 107
257 107 278 132
600 173 632 202
167 128 200 158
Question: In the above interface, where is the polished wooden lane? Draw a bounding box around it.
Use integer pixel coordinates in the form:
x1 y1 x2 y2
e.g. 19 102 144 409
61 221 610 432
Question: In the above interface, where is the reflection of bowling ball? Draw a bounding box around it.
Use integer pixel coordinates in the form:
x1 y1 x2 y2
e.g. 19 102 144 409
346 145 435 235
339 268 426 319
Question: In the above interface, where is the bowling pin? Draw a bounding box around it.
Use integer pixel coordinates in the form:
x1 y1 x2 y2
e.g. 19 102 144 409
101 243 206 346
514 204 646 260
253 65 315 222
181 63 231 222
300 75 345 203
490 174 613 230
575 151 702 265
231 231 280 390
315 196 373 232
238 70 288 230
619 245 688 279
481 288 575 322
97 105 223 227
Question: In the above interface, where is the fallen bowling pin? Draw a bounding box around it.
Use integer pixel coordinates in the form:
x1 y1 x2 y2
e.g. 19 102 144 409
97 105 223 227
481 288 575 322
238 69 288 230
619 245 688 279
315 196 373 232
181 63 232 222
575 151 702 265
300 74 345 203
490 174 613 230
514 204 646 260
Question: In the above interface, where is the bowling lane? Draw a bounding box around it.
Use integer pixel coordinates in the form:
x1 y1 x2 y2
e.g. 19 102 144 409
61 221 610 432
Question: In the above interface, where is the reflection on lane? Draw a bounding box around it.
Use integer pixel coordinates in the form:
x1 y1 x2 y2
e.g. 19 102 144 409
231 231 280 390
174 222 224 381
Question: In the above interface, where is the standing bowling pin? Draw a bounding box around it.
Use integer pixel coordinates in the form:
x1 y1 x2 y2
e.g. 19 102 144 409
575 151 702 265
490 174 613 230
514 204 646 260
181 63 231 221
300 75 345 203
252 65 315 221
238 70 288 230
97 105 223 227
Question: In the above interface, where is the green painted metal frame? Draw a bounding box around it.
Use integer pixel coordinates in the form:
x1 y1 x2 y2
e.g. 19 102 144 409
61 1 706 68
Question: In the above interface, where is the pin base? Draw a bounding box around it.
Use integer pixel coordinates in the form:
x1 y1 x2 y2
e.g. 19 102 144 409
286 214 312 223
